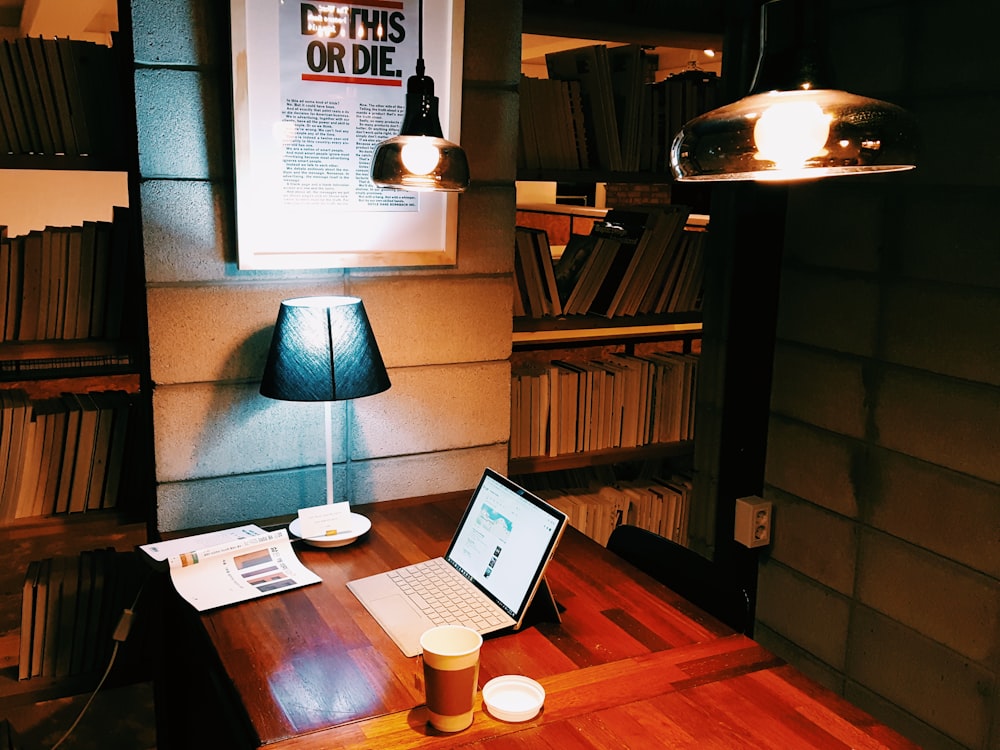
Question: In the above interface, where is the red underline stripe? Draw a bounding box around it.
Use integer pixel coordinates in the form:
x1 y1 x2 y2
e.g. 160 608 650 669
302 74 403 86
349 0 404 8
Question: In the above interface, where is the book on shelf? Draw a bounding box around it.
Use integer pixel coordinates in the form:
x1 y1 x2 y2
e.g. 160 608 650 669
517 74 541 171
0 229 8 338
55 37 93 156
545 44 621 171
510 349 698 460
18 549 145 681
15 401 45 518
86 390 117 510
29 556 49 678
510 206 704 320
75 220 98 340
0 36 119 157
652 68 720 172
88 220 112 338
517 42 719 176
2 230 21 341
516 468 694 547
606 44 647 172
138 524 322 612
61 225 83 338
34 396 68 517
4 39 40 152
513 227 548 319
0 388 32 522
40 553 66 677
513 226 562 318
82 548 111 673
69 548 95 675
104 206 130 339
0 211 130 345
66 392 100 513
17 231 43 341
1 389 135 521
0 56 20 154
25 36 61 156
53 393 82 514
41 36 79 156
586 209 662 317
36 227 53 341
18 558 40 680
0 42 29 154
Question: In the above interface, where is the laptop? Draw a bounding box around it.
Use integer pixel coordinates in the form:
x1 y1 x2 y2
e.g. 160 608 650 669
347 468 568 657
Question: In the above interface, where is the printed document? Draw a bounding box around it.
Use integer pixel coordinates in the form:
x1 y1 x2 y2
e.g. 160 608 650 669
140 524 321 611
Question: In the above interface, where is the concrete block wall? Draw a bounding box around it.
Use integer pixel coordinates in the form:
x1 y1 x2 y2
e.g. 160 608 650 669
129 0 520 531
753 2 1000 748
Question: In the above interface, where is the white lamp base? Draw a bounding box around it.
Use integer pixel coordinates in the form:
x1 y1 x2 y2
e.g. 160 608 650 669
289 513 371 548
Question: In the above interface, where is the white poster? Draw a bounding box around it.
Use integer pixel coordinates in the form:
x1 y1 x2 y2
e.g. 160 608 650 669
230 0 464 268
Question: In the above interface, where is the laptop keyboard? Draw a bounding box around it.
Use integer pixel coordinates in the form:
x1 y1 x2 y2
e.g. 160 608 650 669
387 558 508 630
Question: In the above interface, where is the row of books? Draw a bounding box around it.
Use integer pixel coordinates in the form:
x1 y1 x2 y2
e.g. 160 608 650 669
510 350 698 459
0 388 133 524
0 207 131 343
518 43 720 173
517 468 693 546
19 549 144 680
0 36 119 158
514 206 705 319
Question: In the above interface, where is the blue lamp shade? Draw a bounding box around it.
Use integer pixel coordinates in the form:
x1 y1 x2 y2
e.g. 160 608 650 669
259 296 391 403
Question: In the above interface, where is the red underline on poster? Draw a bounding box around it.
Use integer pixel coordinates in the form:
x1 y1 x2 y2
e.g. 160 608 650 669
302 74 403 86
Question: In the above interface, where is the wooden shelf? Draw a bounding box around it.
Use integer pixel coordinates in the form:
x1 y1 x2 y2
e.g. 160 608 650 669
509 440 694 475
0 153 128 171
513 313 702 347
517 169 676 184
0 340 139 382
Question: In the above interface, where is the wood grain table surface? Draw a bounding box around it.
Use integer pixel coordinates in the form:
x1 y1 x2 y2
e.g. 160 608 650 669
166 491 920 749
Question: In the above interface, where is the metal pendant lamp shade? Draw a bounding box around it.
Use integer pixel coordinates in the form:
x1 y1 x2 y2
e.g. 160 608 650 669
260 296 390 403
670 0 918 182
370 0 469 192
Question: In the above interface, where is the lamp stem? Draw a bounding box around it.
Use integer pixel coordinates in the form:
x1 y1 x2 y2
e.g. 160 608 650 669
324 400 334 505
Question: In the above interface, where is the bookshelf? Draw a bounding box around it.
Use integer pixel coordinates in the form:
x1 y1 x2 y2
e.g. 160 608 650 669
511 23 721 549
0 0 154 708
509 206 705 548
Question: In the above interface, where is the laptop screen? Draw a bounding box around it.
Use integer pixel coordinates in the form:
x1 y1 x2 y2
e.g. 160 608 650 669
445 468 567 619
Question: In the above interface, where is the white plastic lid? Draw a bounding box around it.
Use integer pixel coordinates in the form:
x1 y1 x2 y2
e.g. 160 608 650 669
482 675 545 723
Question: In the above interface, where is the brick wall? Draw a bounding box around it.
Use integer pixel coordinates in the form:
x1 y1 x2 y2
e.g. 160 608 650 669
753 2 1000 749
130 0 519 531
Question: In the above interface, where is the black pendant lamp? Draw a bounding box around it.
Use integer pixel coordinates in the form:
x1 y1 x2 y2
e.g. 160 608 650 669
670 0 918 182
370 0 470 192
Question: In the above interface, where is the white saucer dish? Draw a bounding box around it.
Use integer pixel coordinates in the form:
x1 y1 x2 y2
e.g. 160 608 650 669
289 513 371 548
482 675 545 723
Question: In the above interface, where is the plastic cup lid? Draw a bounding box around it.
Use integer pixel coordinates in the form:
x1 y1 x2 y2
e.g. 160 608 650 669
482 675 545 723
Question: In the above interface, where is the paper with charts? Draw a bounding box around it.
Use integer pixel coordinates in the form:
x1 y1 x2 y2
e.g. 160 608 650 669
145 525 321 611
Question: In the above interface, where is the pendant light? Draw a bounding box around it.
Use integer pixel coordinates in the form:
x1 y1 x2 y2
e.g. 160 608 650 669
370 0 470 192
670 0 918 182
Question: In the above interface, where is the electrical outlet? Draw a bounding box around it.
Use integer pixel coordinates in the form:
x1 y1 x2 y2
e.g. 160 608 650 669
734 496 772 548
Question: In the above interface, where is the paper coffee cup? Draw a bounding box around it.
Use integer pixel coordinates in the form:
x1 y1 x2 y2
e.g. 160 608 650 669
420 625 483 732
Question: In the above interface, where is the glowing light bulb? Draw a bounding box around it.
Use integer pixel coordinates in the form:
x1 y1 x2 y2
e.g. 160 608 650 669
753 99 832 170
400 139 441 176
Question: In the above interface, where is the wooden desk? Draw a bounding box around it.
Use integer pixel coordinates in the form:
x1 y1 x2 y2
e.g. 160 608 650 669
157 492 919 749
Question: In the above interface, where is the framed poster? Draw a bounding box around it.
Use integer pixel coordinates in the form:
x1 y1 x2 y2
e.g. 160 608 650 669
230 0 464 269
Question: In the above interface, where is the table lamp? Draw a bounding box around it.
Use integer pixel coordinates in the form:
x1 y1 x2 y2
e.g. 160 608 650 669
260 296 391 539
